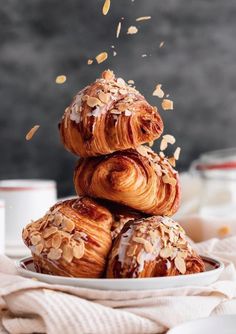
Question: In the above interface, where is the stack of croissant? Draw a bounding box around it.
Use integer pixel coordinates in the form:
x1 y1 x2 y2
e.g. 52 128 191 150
23 70 205 278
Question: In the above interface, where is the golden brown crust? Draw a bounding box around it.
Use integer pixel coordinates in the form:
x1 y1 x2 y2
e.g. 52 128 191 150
59 70 163 157
22 197 112 278
106 216 205 278
74 145 180 216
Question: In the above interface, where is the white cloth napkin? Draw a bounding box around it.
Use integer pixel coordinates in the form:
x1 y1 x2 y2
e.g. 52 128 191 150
1 237 236 334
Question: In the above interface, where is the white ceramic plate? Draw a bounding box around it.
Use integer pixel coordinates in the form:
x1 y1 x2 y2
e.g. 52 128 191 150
167 315 236 334
16 256 224 290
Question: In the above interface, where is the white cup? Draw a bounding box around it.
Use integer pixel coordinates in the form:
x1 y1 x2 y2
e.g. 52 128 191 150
0 180 57 255
0 200 5 254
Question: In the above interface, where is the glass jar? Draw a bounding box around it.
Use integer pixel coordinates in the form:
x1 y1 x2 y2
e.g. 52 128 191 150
190 148 236 240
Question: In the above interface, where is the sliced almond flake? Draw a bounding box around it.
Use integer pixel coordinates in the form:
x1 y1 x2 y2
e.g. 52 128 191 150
55 75 67 84
178 250 188 259
133 236 146 244
119 89 127 95
168 157 176 167
116 22 122 38
35 243 44 255
54 212 63 226
63 244 74 262
136 16 151 21
127 26 138 35
117 103 127 112
45 238 52 248
52 233 62 249
98 91 110 104
160 138 168 151
96 52 108 64
148 141 154 147
174 147 181 160
128 80 134 84
125 110 132 116
102 0 110 15
87 59 93 65
25 125 40 141
162 99 174 110
73 241 85 259
110 109 121 115
62 219 75 233
153 84 164 98
141 54 147 58
86 96 102 108
163 134 176 144
43 226 58 239
162 175 177 186
174 256 186 274
159 41 165 48
217 225 231 237
102 69 114 80
144 240 154 253
160 247 173 258
116 77 126 87
47 248 62 261
30 234 41 245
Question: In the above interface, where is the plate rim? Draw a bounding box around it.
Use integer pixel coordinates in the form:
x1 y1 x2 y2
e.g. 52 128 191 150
16 255 224 283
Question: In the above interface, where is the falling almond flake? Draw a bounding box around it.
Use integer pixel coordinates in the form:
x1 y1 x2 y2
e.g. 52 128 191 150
153 84 164 98
174 147 181 160
26 125 40 141
96 52 108 64
113 51 117 56
127 26 138 35
159 41 165 48
102 0 110 15
116 22 122 38
162 99 173 110
163 134 176 144
160 139 168 151
87 59 93 65
142 54 147 57
128 80 134 84
136 16 151 21
55 75 67 84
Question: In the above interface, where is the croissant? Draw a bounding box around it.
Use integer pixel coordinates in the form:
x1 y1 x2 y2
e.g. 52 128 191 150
22 197 112 278
59 70 163 157
106 216 205 278
74 145 180 216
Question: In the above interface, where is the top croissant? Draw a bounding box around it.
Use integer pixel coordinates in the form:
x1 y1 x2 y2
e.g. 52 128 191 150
59 70 164 157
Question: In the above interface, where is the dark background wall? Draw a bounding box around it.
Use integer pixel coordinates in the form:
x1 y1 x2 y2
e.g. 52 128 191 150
0 0 236 197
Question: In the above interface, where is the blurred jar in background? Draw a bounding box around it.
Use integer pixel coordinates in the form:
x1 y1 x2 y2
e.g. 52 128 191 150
178 148 236 242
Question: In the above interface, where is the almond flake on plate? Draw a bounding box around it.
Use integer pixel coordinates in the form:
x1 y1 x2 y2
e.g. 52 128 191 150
136 16 151 21
116 22 122 38
96 52 108 64
25 125 40 141
153 84 164 98
163 134 176 144
174 147 181 160
87 59 93 65
127 26 138 35
55 75 67 84
217 225 231 237
162 99 173 110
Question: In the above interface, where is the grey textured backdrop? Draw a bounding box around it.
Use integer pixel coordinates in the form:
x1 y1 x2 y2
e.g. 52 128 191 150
0 0 236 196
